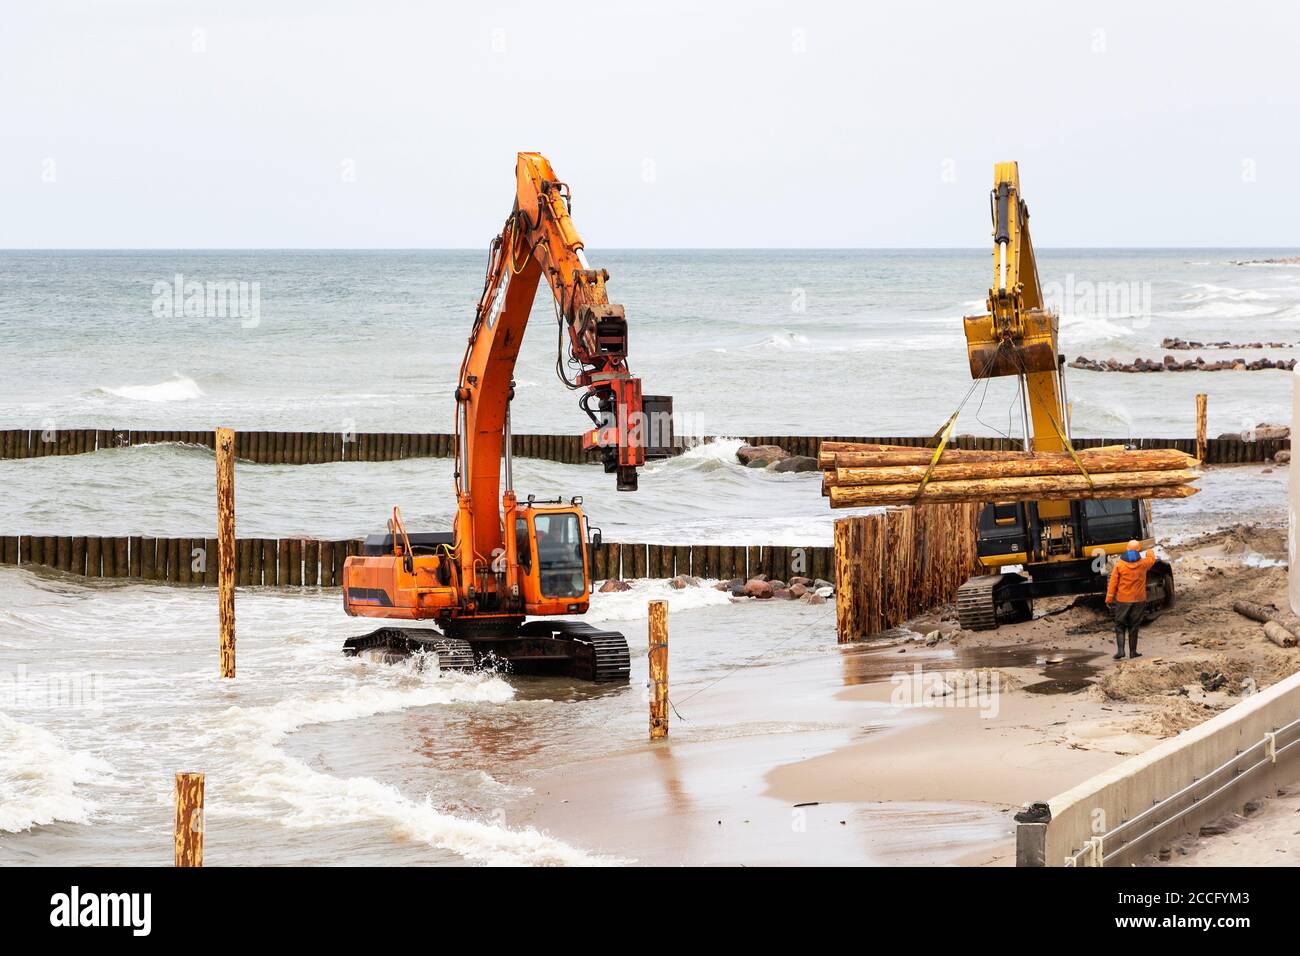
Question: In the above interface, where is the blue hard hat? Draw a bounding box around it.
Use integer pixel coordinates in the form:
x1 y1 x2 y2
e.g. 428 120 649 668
1123 549 1140 562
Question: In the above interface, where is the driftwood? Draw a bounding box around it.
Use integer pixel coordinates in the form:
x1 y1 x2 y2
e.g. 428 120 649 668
1232 600 1300 648
1263 622 1299 649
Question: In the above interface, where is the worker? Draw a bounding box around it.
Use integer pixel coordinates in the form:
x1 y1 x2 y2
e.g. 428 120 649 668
1106 540 1157 660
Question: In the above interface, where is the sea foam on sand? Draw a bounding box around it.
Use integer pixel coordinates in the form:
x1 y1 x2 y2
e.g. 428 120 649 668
0 710 113 833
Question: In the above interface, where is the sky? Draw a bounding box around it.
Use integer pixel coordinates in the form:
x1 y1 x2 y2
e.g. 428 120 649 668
2 0 1298 248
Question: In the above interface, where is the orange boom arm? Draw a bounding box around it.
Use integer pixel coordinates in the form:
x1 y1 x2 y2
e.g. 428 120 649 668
454 152 670 602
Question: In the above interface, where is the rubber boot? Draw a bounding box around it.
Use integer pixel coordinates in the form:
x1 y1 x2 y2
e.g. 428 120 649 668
1113 630 1126 660
1128 628 1141 659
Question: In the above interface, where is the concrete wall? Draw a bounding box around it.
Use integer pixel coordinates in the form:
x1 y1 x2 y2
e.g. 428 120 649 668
1019 668 1300 866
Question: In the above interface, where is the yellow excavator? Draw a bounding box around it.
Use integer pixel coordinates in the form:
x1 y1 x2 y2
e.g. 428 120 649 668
954 162 1174 630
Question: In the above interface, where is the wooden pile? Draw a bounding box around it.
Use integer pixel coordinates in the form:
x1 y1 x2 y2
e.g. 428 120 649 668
819 442 1200 509
833 505 982 641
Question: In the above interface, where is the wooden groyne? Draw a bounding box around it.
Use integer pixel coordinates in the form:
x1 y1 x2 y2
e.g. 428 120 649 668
833 504 982 643
0 535 834 588
0 428 1287 465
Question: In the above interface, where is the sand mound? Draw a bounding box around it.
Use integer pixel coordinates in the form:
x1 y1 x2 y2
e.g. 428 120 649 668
1096 653 1297 701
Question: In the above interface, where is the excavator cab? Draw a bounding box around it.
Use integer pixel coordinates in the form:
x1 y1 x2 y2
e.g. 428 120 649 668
514 500 592 615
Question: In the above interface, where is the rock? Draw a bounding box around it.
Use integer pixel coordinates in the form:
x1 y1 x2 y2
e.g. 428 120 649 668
599 579 631 593
768 579 787 591
1243 799 1263 816
750 573 769 583
814 585 833 598
789 583 809 598
1199 821 1231 837
772 588 795 600
1251 423 1290 440
736 444 789 467
669 574 702 589
743 578 773 599
1274 450 1291 465
768 455 819 473
813 578 833 590
800 591 826 605
924 630 943 646
789 576 814 588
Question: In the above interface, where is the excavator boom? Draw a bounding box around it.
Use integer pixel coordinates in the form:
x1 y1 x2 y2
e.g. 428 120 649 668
955 163 1172 630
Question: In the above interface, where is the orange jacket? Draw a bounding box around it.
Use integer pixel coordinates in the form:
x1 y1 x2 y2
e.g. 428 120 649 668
1107 551 1156 603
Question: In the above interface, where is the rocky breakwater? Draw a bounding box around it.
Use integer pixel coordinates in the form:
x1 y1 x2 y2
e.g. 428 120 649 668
1069 354 1297 373
736 444 819 472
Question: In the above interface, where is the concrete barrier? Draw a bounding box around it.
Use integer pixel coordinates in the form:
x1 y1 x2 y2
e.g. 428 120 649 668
1017 668 1300 866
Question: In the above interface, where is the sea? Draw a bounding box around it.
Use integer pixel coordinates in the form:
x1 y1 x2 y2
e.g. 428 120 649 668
0 248 1295 863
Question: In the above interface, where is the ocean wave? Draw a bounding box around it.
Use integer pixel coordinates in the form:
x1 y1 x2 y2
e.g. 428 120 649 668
208 670 612 865
583 577 736 622
1058 312 1138 343
97 374 204 403
0 710 113 833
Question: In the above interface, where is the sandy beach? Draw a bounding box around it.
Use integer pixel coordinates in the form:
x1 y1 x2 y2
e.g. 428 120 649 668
511 513 1298 866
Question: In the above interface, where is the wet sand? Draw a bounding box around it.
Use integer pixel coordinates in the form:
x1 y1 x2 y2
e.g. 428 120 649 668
513 520 1299 866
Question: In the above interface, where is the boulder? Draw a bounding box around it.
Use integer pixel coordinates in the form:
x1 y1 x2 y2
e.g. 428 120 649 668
800 591 827 605
772 588 795 600
768 455 819 473
814 585 834 598
813 578 833 590
743 578 774 599
598 579 631 593
669 574 702 589
789 583 809 598
1275 450 1291 465
736 444 789 467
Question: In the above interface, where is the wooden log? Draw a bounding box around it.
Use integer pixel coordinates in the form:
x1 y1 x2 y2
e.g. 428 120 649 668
56 536 72 573
216 428 236 678
675 545 692 579
822 443 1133 470
174 772 204 867
19 535 32 565
648 600 669 740
88 537 103 578
646 544 663 578
829 471 1198 508
1196 394 1208 466
305 540 319 586
114 537 128 578
71 537 87 576
746 545 762 581
1263 621 1299 648
100 536 116 577
141 537 157 580
319 540 335 586
289 539 303 586
278 537 292 584
129 536 143 577
0 536 16 565
631 543 647 580
829 449 1198 487
657 544 676 579
833 519 855 643
175 537 191 584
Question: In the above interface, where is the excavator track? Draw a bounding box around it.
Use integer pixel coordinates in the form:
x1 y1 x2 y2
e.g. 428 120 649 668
956 575 1002 631
956 573 1031 631
514 620 632 682
342 627 476 672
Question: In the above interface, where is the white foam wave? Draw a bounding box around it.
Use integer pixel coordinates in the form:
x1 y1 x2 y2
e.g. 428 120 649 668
585 577 735 622
0 711 113 833
210 673 612 865
99 374 204 403
1058 312 1137 343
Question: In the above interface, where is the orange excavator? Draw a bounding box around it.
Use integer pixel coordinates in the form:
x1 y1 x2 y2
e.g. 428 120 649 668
341 153 672 681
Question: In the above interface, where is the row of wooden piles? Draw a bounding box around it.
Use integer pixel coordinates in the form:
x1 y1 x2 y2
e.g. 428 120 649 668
819 442 1202 508
0 535 834 588
833 504 983 642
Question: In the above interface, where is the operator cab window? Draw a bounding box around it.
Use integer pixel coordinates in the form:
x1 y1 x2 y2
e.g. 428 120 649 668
533 512 585 598
515 518 532 572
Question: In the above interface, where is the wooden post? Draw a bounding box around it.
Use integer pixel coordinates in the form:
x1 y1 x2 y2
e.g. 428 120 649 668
648 600 669 740
216 428 236 679
173 772 204 867
1195 393 1208 465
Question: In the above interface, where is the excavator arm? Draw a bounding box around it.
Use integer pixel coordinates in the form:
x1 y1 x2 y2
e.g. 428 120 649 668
454 152 670 613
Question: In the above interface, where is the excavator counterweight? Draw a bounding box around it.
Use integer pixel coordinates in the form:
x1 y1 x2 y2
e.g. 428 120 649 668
340 153 673 681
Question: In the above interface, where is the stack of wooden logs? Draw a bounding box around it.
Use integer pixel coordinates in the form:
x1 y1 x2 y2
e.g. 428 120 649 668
819 442 1201 509
1232 601 1300 648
